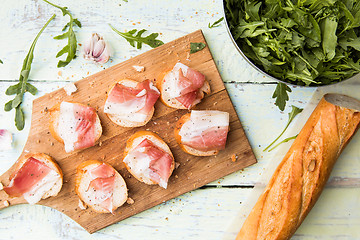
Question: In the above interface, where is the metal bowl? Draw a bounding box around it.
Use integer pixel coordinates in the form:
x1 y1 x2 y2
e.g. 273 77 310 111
222 0 358 87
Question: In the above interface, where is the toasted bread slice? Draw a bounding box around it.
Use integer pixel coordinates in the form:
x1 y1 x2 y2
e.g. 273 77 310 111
75 160 128 213
104 79 158 127
157 68 211 109
49 102 102 152
5 153 63 204
123 131 175 188
174 113 218 156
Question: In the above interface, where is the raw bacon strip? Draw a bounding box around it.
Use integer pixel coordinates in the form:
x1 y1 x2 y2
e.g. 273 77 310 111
73 104 97 151
135 139 173 183
182 126 229 151
105 80 159 115
175 91 198 109
4 157 52 197
86 164 116 213
176 65 205 96
179 110 230 152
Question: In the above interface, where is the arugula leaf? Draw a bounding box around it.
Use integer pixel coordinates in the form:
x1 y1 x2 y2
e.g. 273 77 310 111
42 0 81 68
272 82 292 111
4 14 55 130
264 105 303 152
109 24 163 49
268 135 298 152
190 42 206 54
208 17 224 28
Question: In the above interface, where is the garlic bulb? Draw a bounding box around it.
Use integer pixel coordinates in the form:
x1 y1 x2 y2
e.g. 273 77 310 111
83 33 111 64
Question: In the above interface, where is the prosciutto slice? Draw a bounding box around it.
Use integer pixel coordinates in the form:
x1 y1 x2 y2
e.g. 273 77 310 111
166 63 206 109
123 138 173 188
4 157 55 198
179 110 230 152
86 164 116 213
104 80 160 122
58 102 97 152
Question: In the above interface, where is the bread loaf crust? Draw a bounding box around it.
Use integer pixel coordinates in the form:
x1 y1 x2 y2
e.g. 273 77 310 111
237 94 360 240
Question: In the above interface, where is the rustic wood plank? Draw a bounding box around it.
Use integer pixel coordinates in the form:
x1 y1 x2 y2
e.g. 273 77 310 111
0 30 256 233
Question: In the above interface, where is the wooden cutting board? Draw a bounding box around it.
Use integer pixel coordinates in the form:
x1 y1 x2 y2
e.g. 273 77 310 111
0 30 257 233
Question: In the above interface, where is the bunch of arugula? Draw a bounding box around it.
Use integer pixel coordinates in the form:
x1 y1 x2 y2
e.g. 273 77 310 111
42 0 81 67
4 14 55 130
225 0 360 109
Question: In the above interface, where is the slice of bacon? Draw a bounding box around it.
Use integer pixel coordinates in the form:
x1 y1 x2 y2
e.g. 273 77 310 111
177 66 205 96
136 139 173 183
170 63 207 109
86 164 116 213
182 126 229 152
4 157 53 197
73 104 97 151
105 79 160 115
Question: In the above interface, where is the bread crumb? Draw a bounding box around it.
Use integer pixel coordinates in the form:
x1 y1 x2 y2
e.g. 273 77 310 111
78 200 87 210
0 182 3 191
165 217 169 221
58 71 62 76
3 200 9 207
132 65 145 72
231 154 237 162
50 142 54 146
99 141 103 147
89 81 95 88
175 162 180 169
64 83 77 96
213 101 218 106
175 175 178 179
36 139 40 144
127 197 135 205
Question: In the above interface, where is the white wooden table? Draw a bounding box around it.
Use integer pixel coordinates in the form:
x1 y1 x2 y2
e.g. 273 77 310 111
0 0 359 239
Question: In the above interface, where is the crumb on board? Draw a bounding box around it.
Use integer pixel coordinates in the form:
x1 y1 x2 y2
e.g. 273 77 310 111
127 197 135 205
175 175 179 179
78 200 87 210
132 65 145 72
58 71 62 76
99 141 103 147
36 139 40 144
3 200 9 207
175 162 180 169
231 154 237 162
89 81 95 88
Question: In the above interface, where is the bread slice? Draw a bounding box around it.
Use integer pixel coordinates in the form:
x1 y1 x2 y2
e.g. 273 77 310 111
104 79 157 127
157 69 210 109
174 113 218 156
49 102 102 152
6 153 63 204
123 131 175 188
75 160 128 213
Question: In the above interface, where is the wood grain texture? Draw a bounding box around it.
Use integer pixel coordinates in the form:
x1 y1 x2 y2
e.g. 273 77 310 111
0 30 256 233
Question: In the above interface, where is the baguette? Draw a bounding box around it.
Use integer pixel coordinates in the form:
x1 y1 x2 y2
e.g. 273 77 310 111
75 160 128 213
3 153 63 204
49 101 102 153
123 131 175 189
237 94 360 240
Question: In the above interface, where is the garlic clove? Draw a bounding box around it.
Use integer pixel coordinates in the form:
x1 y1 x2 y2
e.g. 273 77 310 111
83 33 111 64
93 39 106 58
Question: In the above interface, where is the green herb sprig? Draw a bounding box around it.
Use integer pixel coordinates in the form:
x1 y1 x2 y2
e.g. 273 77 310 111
190 42 206 54
109 24 163 49
4 14 56 130
208 17 224 28
42 0 81 67
268 135 298 152
264 105 303 152
272 82 292 111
